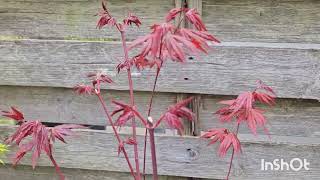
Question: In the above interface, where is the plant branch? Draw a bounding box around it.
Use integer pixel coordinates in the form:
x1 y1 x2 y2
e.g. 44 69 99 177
148 127 158 180
226 123 240 180
132 108 148 126
49 154 65 180
96 93 136 178
120 31 141 180
143 66 162 180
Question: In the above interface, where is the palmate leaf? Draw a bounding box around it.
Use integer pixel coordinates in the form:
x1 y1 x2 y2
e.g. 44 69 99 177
111 100 135 127
162 97 195 135
201 128 241 157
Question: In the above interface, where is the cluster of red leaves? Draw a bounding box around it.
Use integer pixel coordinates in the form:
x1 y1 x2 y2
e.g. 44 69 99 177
215 81 276 135
201 128 241 157
201 81 275 159
96 1 141 30
162 97 195 135
2 107 84 180
74 72 113 95
112 7 219 72
128 22 219 64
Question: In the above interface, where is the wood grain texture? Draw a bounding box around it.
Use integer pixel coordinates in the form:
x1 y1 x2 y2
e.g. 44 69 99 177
202 0 320 43
0 86 176 126
199 95 320 138
2 86 318 138
0 126 319 179
0 0 174 40
0 165 187 180
1 39 319 100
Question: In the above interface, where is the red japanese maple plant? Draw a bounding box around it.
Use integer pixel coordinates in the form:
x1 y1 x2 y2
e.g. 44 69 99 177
2 0 275 180
83 1 276 180
2 107 85 180
75 1 276 180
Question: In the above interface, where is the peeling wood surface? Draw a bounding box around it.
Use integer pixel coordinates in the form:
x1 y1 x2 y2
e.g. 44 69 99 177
203 0 320 43
1 40 319 100
0 0 174 40
0 126 319 179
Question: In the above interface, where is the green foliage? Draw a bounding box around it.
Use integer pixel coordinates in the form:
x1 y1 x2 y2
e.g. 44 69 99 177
0 118 16 125
0 144 9 165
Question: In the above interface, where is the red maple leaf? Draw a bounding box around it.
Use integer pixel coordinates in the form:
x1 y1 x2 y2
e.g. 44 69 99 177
165 8 185 22
111 100 135 127
2 107 24 122
185 8 207 31
123 12 142 27
237 108 269 135
162 97 194 135
73 84 94 95
253 91 275 106
87 72 113 85
201 128 241 157
96 1 117 29
256 80 275 95
50 124 85 143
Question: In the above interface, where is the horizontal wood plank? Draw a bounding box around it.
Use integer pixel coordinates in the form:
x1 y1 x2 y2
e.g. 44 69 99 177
1 86 319 138
0 86 176 126
203 0 320 43
1 39 319 100
0 0 173 40
0 165 188 180
0 126 319 179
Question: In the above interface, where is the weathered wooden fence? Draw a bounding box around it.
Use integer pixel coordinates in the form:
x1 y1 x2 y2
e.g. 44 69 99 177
0 0 319 179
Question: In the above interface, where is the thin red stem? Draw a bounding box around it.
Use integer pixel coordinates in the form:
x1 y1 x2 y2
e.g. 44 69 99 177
142 129 148 180
226 123 240 180
143 68 161 179
49 155 65 180
120 31 141 180
97 93 136 178
148 127 158 180
132 109 148 126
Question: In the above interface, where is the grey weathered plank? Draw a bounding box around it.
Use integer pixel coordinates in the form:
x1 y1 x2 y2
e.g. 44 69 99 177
0 39 319 100
1 126 319 179
0 0 174 40
2 86 319 138
199 95 320 138
0 165 187 180
0 86 176 126
203 0 320 43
